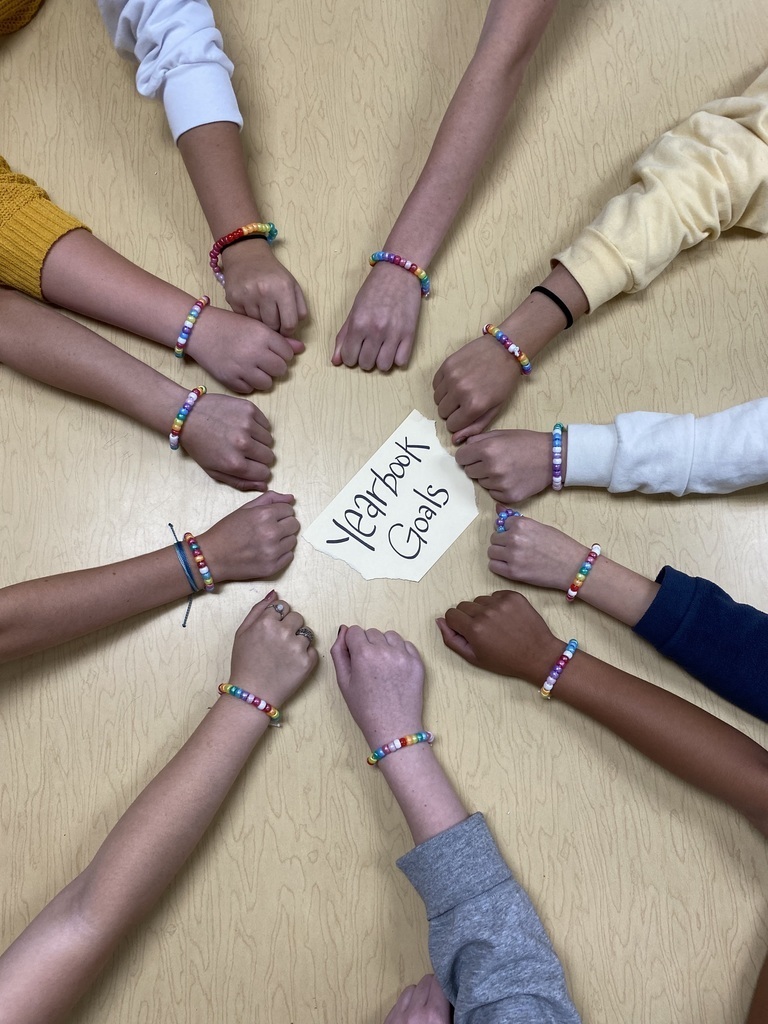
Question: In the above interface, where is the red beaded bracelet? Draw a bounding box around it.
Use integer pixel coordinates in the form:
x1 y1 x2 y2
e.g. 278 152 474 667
209 222 278 286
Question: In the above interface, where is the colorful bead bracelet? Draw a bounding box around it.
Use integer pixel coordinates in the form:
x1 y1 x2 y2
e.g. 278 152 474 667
183 532 215 592
566 544 601 602
210 222 278 286
496 508 523 533
541 639 578 699
169 386 206 450
369 251 430 297
482 324 532 375
552 422 566 491
367 730 434 766
218 682 281 725
174 295 210 359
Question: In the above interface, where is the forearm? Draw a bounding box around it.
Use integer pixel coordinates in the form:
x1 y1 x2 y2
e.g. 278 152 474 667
0 546 198 663
571 555 659 627
377 745 468 846
552 650 768 833
384 0 557 265
496 263 589 360
41 229 199 349
0 697 269 1024
0 290 187 434
177 121 263 239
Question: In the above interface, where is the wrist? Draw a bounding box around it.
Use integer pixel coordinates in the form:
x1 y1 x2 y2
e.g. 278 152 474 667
194 528 230 584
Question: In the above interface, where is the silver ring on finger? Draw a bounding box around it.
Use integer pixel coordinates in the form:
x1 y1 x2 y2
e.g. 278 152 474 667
271 602 287 619
295 626 314 644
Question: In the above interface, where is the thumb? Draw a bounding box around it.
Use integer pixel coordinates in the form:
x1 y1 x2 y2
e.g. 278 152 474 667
330 626 352 687
287 337 305 354
436 617 478 665
241 491 295 508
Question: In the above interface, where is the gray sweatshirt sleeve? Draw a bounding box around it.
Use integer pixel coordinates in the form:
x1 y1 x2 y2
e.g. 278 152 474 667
397 814 581 1023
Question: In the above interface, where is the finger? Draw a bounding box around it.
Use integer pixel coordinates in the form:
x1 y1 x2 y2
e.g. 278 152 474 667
452 406 501 445
424 975 450 1012
376 337 402 373
277 532 299 555
403 640 421 659
436 617 478 664
489 558 514 579
393 335 413 368
268 333 298 361
250 405 271 431
269 550 294 575
341 331 364 368
254 347 289 378
244 368 275 392
258 299 280 332
237 590 278 630
332 322 348 366
436 393 461 422
206 469 269 492
454 599 482 618
383 630 405 648
487 543 506 562
344 624 369 653
243 491 295 508
330 626 352 686
282 610 304 634
295 284 308 321
287 337 305 355
431 366 444 392
242 438 276 468
363 627 386 646
276 293 299 335
357 335 384 372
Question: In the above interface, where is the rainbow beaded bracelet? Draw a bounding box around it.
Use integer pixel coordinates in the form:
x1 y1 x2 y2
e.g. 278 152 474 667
540 639 578 699
482 324 532 375
566 544 601 602
183 531 215 592
367 730 434 766
174 295 210 359
210 222 278 286
496 508 523 533
218 682 281 725
369 251 430 297
552 422 566 491
169 386 206 450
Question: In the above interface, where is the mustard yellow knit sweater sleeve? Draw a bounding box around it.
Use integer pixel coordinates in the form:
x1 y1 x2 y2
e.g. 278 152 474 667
0 156 90 299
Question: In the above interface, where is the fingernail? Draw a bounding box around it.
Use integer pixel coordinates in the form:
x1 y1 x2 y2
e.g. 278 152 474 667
336 625 343 636
265 589 276 601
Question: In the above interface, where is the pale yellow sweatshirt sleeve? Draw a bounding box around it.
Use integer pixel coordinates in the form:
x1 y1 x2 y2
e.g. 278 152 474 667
0 157 90 300
553 66 768 311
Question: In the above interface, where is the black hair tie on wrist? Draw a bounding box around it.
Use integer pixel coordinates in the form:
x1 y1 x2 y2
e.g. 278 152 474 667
530 285 574 329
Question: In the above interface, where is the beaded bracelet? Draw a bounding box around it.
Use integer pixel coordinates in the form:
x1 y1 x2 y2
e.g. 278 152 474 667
183 531 215 592
530 286 574 329
169 386 206 450
174 295 210 359
218 682 281 725
482 324 532 375
495 508 523 533
566 544 601 602
541 639 578 699
552 422 566 491
367 730 434 766
210 222 278 286
369 251 430 297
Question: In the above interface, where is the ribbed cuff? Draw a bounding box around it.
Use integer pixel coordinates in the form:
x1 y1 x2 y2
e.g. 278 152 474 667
552 225 635 312
564 424 617 488
0 196 89 299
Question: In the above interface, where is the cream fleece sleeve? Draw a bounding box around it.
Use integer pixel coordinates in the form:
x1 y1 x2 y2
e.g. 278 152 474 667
565 398 768 495
553 67 768 311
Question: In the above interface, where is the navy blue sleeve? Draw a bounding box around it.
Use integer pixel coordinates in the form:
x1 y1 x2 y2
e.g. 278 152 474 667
633 566 768 722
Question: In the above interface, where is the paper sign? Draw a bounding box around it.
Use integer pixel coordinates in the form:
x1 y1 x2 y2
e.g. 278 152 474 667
304 410 478 581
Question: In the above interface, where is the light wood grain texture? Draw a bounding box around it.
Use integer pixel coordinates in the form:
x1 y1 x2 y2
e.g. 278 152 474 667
1 0 767 1021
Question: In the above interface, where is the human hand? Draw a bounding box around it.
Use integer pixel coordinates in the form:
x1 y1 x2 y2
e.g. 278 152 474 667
333 262 423 371
456 429 553 503
198 492 299 582
228 591 318 707
383 976 451 1024
437 591 562 683
432 333 521 444
219 238 308 334
330 626 425 749
188 305 304 393
488 515 587 591
181 392 274 491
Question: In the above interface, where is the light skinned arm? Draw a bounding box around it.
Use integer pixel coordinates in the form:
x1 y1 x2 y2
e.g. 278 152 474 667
0 289 275 491
0 493 299 662
433 263 588 443
0 593 318 1024
41 229 303 393
333 0 559 373
177 122 308 334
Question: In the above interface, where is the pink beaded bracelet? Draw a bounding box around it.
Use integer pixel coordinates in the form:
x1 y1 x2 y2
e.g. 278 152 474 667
367 730 434 766
184 531 215 592
210 222 278 286
218 682 281 725
174 295 210 358
369 251 430 297
540 639 578 699
566 544 601 602
169 386 206 450
482 324 532 375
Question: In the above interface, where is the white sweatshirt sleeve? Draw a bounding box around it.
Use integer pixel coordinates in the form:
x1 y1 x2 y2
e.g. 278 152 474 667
97 0 243 142
565 398 768 495
552 66 768 311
